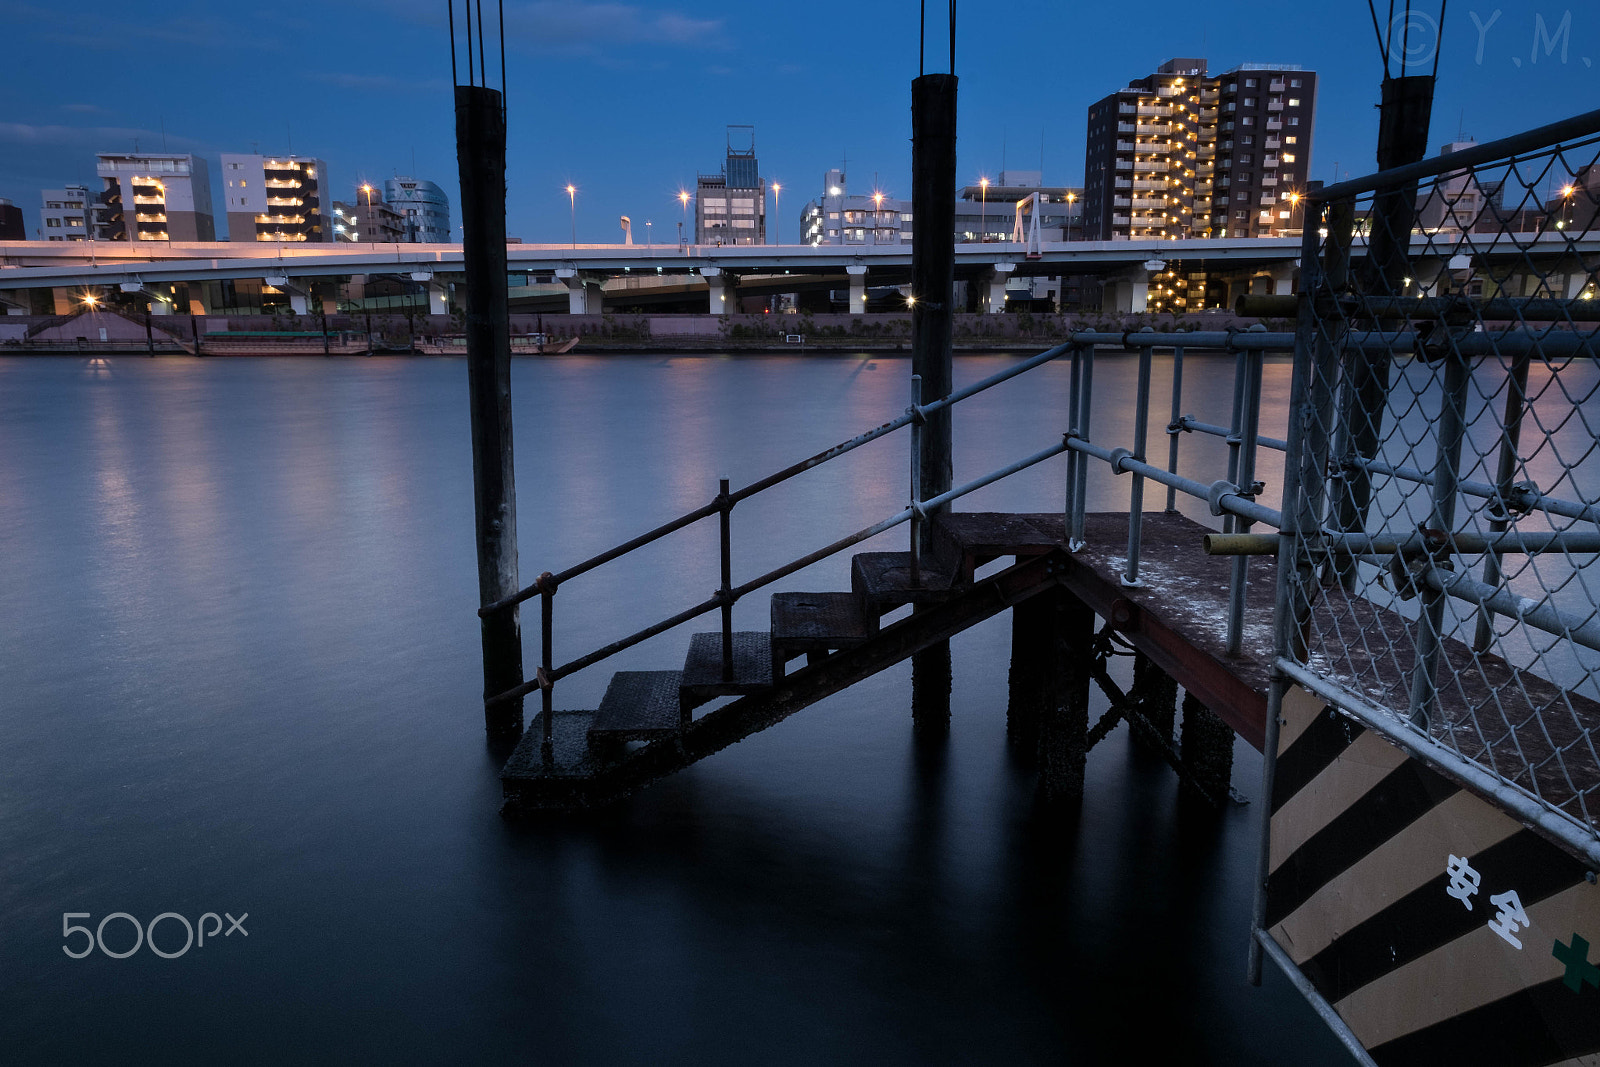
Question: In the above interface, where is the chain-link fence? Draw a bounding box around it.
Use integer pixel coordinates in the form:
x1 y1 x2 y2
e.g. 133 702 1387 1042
1281 114 1600 852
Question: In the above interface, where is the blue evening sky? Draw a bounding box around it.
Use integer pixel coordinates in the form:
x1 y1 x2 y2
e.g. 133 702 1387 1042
0 0 1594 242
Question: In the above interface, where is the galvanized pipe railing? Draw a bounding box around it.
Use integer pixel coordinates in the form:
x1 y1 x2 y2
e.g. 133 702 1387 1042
1176 416 1289 454
1164 346 1185 513
1121 344 1155 587
1343 455 1600 527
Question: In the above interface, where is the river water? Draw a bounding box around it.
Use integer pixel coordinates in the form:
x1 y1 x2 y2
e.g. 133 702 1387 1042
0 352 1348 1064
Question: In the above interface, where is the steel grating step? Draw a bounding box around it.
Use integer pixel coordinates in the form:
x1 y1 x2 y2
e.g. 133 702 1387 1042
932 512 1059 582
680 631 772 699
502 709 603 782
590 670 684 740
771 592 876 683
850 551 958 613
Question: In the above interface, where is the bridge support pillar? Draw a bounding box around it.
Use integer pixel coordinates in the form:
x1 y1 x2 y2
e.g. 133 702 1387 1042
410 271 450 315
1569 270 1593 299
120 282 175 314
1104 270 1150 314
556 268 603 314
1179 691 1234 802
984 262 1015 313
1037 591 1093 805
1 291 27 315
845 264 868 314
1270 261 1297 296
702 267 731 313
1410 257 1451 297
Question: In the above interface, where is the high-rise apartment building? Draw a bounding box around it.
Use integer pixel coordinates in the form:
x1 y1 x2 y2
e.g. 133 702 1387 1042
1083 58 1316 242
94 152 215 241
331 198 405 243
219 154 331 242
696 126 765 245
38 185 93 240
0 199 24 240
383 177 452 242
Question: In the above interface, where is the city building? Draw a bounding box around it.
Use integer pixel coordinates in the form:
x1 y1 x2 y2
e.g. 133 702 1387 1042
799 169 910 246
0 199 24 240
219 154 331 242
696 126 766 245
38 185 93 241
331 196 405 243
1083 58 1317 243
383 177 452 243
94 152 215 241
956 171 1083 243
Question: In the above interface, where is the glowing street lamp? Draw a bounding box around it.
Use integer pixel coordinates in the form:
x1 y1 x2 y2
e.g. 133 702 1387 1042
979 176 989 243
567 184 577 248
678 189 690 246
872 191 884 244
771 181 780 245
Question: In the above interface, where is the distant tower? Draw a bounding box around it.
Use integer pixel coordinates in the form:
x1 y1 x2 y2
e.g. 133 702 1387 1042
695 126 765 246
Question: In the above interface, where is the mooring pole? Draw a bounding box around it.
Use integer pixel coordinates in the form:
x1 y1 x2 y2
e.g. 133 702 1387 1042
909 70 958 733
1335 74 1434 583
456 82 524 739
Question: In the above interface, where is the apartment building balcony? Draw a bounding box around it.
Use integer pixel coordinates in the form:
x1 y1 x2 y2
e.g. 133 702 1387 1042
1261 175 1279 187
1265 137 1281 148
1200 90 1219 102
135 231 169 241
1136 124 1172 136
1111 214 1132 225
1224 102 1236 112
256 213 307 224
1261 195 1278 205
1131 198 1165 209
1136 105 1173 116
1268 101 1284 111
131 194 165 205
134 212 167 223
1113 178 1133 188
1116 140 1137 151
1133 160 1170 172
1117 122 1136 133
263 179 302 189
266 197 304 208
1266 119 1283 130
1113 196 1133 207
1197 145 1215 158
1132 179 1167 190
1115 159 1133 170
1269 79 1287 91
1199 108 1217 121
1119 104 1137 114
1198 128 1216 141
1263 156 1280 168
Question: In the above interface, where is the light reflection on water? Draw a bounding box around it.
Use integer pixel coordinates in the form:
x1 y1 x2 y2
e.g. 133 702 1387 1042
0 353 1348 1064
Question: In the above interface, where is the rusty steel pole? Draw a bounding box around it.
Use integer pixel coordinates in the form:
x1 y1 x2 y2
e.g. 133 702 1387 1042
456 83 524 739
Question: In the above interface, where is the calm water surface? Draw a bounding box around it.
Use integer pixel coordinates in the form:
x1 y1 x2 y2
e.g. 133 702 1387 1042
0 352 1347 1064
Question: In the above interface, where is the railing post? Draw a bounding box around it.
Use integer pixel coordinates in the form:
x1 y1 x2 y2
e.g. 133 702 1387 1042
1226 347 1264 655
909 375 924 583
1409 349 1471 729
1164 345 1184 513
1065 346 1081 544
1071 346 1095 547
1122 344 1154 586
1473 351 1532 651
541 578 554 762
719 476 733 683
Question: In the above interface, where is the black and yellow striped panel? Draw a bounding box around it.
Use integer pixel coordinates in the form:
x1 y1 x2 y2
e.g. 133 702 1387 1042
1266 686 1600 1066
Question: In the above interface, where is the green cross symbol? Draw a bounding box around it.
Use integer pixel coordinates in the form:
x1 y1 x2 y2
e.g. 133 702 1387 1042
1553 934 1600 994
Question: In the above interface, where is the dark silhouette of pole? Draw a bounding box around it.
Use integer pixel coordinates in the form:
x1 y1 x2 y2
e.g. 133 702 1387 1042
456 82 524 738
910 70 958 733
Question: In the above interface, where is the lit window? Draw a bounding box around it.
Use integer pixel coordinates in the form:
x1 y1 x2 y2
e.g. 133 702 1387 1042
1288 98 1300 107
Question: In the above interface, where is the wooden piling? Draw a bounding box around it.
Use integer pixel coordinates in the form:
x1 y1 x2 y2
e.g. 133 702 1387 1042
909 71 958 721
456 83 524 739
1038 591 1093 804
1179 691 1235 802
1006 590 1057 756
1131 651 1177 750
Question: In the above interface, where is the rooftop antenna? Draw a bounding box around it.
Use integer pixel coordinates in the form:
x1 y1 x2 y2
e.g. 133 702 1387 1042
160 116 167 151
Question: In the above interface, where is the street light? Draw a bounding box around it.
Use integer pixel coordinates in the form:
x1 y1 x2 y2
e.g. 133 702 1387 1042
567 184 577 248
979 176 989 243
872 191 884 244
646 220 652 247
678 189 690 247
360 184 374 246
771 181 780 245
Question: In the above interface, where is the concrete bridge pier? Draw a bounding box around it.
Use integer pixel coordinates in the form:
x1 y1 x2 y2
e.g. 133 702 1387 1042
702 267 733 313
1269 261 1297 296
119 282 174 314
983 262 1016 313
409 272 450 315
1410 257 1452 297
1103 269 1150 314
845 264 868 314
265 274 310 315
557 268 604 314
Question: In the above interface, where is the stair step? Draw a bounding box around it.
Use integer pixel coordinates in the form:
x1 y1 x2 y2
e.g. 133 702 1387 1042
590 670 684 739
680 631 772 699
851 551 957 612
771 592 874 650
502 710 603 782
932 512 1059 583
